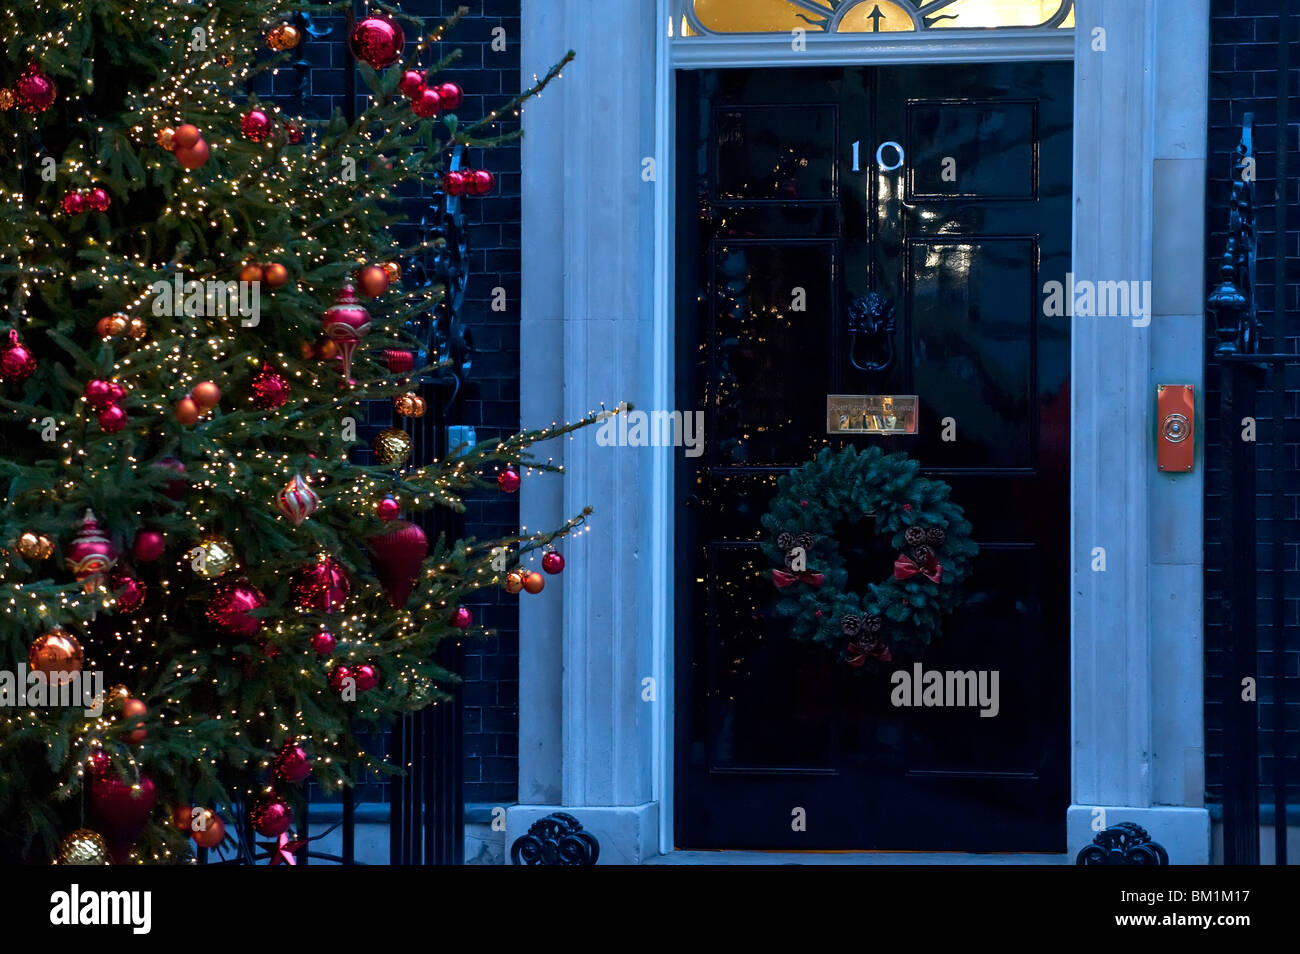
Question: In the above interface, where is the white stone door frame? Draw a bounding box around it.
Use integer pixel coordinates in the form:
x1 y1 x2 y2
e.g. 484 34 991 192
515 0 1211 863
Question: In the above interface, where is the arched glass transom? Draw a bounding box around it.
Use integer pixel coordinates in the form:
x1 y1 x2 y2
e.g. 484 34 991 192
680 0 1075 35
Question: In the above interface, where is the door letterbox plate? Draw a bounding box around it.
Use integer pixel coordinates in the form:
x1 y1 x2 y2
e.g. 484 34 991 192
827 395 918 435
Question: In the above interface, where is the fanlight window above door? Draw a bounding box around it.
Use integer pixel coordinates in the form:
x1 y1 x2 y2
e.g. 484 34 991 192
681 0 1074 35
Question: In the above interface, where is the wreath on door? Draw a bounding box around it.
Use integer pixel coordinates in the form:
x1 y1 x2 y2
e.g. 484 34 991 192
761 445 978 668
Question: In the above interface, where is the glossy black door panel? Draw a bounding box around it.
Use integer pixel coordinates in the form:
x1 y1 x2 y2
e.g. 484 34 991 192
676 63 1072 851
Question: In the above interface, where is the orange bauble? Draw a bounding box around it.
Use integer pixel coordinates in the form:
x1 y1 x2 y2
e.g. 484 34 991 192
175 138 210 170
97 313 129 338
174 397 200 426
157 127 176 151
173 124 201 149
122 698 148 744
28 631 84 685
381 261 401 283
239 263 264 284
355 265 389 298
262 262 289 288
318 339 339 360
189 810 225 848
299 341 316 360
504 569 526 595
191 381 221 409
523 571 545 594
173 805 195 831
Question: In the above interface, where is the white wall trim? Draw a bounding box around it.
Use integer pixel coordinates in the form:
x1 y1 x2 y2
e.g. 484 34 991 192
670 31 1073 69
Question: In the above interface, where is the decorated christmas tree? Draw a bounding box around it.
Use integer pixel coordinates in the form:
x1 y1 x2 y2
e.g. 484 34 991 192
0 1 582 863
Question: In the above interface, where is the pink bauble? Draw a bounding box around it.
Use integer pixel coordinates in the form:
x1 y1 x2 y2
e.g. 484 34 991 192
376 495 400 521
353 664 378 691
274 743 312 784
284 122 303 144
131 529 166 562
367 521 428 608
452 606 473 629
329 665 353 692
349 14 405 69
206 580 267 637
497 468 521 493
155 457 188 500
98 404 128 433
398 70 426 98
435 82 463 110
0 332 37 383
310 629 336 656
469 169 495 196
291 557 350 613
250 799 293 837
412 87 441 118
250 362 290 410
62 191 87 215
84 379 116 409
108 569 146 614
14 65 56 114
542 550 565 575
89 772 156 863
443 170 467 196
321 284 371 383
240 108 273 142
87 187 111 212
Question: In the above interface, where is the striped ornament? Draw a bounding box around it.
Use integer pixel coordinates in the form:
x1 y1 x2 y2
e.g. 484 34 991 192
275 474 320 527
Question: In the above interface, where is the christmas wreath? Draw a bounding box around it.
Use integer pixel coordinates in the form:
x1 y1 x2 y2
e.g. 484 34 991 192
761 445 978 667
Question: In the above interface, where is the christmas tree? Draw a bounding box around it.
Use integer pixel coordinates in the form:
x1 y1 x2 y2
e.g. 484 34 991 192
0 1 584 863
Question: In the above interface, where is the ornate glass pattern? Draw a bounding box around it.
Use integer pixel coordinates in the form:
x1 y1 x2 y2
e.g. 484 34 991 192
685 0 1073 34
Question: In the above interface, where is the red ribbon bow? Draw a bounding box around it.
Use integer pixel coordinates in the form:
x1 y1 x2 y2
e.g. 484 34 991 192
845 640 892 667
772 569 825 588
894 552 942 584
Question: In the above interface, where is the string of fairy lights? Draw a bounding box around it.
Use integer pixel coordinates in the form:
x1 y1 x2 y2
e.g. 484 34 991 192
0 0 588 863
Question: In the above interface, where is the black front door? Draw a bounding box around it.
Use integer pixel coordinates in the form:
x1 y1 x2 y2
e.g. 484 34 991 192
674 63 1072 851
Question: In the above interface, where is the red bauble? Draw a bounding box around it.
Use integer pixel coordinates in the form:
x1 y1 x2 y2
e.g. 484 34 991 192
350 14 405 69
251 799 293 837
87 187 111 212
310 629 336 656
108 569 146 614
443 170 467 196
190 810 225 848
452 606 473 629
376 495 401 521
411 87 441 118
354 664 379 691
497 468 521 493
328 664 353 692
284 122 303 144
0 331 37 383
469 169 495 196
240 108 273 142
398 70 427 98
274 742 312 784
87 749 111 777
322 284 371 384
155 457 188 500
206 580 267 637
14 65 56 114
89 772 156 863
250 362 290 410
542 550 565 574
61 191 87 215
382 349 415 374
98 404 128 433
175 138 210 170
106 381 126 403
292 557 351 613
435 82 463 110
84 379 116 409
367 521 428 608
132 529 165 562
66 509 117 589
173 124 202 149
356 264 389 298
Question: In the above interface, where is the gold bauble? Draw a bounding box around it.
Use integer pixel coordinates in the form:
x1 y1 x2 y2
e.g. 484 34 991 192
0 89 14 111
267 23 301 51
187 536 236 579
381 261 401 283
504 569 527 594
54 828 111 866
103 683 131 711
127 317 147 340
16 531 45 560
156 127 175 151
28 631 84 685
393 393 425 418
373 427 413 467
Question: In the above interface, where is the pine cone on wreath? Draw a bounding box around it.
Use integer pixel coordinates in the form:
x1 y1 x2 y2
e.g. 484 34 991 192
776 532 795 551
926 527 946 547
912 544 934 565
904 526 926 547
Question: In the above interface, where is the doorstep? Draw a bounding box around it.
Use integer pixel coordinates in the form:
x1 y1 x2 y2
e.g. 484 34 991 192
648 851 1070 865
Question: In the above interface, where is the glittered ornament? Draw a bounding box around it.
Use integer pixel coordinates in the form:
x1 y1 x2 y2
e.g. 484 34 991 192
0 330 38 383
381 261 401 283
156 127 176 150
276 474 320 527
452 606 473 629
372 427 413 467
435 82 463 110
267 23 301 51
251 798 293 837
249 362 290 410
0 89 13 111
97 313 129 338
503 568 527 595
107 569 146 614
498 468 521 493
398 69 426 98
375 495 400 521
14 64 56 113
62 191 87 215
367 520 428 607
310 629 336 655
349 13 405 69
292 556 351 613
97 404 128 433
353 664 378 691
356 264 389 298
206 580 267 637
189 535 236 579
274 742 312 784
54 828 111 866
16 530 54 561
89 772 155 864
127 317 147 340
542 550 565 574
29 630 84 684
87 187 111 212
322 284 371 383
523 571 545 594
66 509 116 591
412 87 442 118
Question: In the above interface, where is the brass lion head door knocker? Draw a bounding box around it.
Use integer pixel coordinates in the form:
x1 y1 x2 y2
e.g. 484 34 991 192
847 292 896 373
